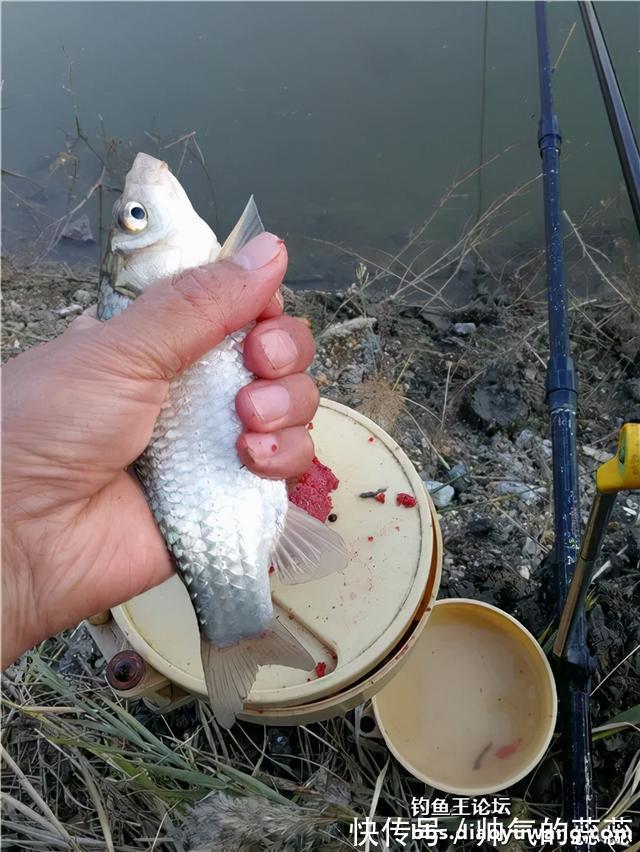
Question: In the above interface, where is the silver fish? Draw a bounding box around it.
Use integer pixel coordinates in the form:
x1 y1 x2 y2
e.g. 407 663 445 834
98 153 347 726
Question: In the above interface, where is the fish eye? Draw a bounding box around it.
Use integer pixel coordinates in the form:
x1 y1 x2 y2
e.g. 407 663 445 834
118 201 148 233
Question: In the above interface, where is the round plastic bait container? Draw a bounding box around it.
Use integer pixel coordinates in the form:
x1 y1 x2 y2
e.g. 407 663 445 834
373 599 558 795
99 398 557 793
110 398 442 722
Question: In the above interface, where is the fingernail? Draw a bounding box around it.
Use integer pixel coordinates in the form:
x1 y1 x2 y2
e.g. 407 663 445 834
260 329 297 370
244 433 279 459
232 232 283 270
248 384 290 421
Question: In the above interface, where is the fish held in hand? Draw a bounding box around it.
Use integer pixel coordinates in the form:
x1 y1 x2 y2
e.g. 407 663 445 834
97 153 347 726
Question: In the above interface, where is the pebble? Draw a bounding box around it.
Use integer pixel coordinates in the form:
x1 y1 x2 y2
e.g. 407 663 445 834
627 379 640 403
447 462 471 492
339 364 364 385
267 729 292 755
61 213 95 244
452 322 477 336
422 477 455 509
467 517 493 535
55 304 83 317
320 316 376 342
72 288 94 307
464 375 529 434
515 429 535 450
495 480 546 504
361 333 382 373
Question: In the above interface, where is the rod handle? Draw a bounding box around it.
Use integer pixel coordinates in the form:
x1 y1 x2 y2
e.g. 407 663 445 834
596 422 640 493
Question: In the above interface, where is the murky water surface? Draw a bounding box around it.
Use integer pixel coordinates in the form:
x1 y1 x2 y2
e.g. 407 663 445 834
2 2 638 285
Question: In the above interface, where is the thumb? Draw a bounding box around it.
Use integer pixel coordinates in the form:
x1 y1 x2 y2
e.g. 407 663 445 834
91 232 286 380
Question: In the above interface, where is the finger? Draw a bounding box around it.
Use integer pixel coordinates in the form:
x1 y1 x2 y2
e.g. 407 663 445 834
243 315 315 379
81 233 287 382
256 288 284 321
236 425 314 479
235 373 319 432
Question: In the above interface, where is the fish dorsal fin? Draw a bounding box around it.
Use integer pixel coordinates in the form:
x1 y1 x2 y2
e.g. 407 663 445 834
271 502 349 585
218 196 265 260
201 616 314 728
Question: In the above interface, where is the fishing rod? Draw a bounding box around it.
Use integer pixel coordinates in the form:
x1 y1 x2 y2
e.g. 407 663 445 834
536 0 640 836
554 0 640 671
534 1 593 838
578 0 640 233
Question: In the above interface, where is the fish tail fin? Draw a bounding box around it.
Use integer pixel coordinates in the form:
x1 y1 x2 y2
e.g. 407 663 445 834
270 502 348 585
200 615 314 728
200 639 258 730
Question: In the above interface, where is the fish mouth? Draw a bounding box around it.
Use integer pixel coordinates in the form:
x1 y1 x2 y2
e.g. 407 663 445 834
126 152 171 186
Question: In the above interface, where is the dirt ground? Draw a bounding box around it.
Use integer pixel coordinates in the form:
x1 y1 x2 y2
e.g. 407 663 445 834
2 250 639 850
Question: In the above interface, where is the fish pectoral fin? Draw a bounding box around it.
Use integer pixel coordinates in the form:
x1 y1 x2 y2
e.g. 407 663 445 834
270 502 349 585
201 618 313 729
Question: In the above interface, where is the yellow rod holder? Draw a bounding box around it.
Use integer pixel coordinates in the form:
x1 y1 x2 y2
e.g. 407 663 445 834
554 421 640 660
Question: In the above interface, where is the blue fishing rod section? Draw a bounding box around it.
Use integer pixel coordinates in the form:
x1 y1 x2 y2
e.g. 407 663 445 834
578 0 640 233
534 0 593 835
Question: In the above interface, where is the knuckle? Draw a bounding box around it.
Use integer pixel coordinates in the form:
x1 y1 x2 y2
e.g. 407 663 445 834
308 380 321 410
300 371 319 393
290 316 316 358
296 374 320 410
95 317 181 382
170 265 229 333
292 435 315 476
297 427 315 459
143 337 185 380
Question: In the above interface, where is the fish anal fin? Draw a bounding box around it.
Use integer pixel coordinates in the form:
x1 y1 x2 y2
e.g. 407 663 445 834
251 615 315 671
271 502 348 585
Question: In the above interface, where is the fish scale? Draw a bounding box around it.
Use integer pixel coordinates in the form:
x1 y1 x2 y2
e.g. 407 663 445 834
134 333 288 647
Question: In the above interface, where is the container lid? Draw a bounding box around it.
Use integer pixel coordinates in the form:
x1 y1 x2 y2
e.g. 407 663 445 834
111 398 436 707
373 599 558 795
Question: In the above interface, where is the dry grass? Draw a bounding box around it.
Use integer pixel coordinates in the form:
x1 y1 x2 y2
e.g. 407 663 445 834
3 637 638 850
356 377 406 435
2 649 357 850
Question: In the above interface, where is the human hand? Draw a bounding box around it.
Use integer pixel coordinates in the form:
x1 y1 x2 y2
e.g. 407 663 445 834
1 233 319 667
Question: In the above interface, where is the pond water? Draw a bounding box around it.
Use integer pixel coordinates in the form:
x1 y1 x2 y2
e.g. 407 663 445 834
2 1 638 288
